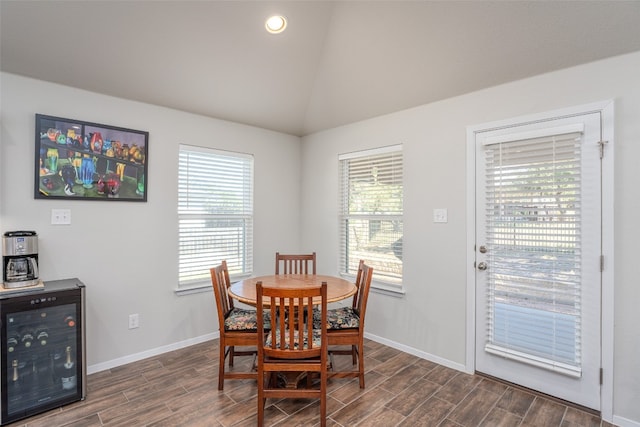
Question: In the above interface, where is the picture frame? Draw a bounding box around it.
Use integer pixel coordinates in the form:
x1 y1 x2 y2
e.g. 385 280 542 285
35 114 148 202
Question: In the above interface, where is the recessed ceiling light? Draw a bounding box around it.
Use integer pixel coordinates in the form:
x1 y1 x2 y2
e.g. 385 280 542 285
265 15 287 34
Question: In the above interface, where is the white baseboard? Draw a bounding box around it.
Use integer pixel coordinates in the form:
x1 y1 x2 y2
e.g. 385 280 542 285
613 415 640 427
89 331 465 376
87 332 219 375
364 331 467 373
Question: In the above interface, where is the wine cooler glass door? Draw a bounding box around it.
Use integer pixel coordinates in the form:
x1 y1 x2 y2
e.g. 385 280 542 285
2 292 83 424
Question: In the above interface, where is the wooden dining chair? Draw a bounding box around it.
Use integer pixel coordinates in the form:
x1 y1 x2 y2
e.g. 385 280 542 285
275 252 317 274
210 260 265 390
315 260 373 388
256 281 328 427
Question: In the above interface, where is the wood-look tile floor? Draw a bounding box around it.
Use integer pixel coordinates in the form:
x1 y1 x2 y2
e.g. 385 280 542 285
8 339 615 427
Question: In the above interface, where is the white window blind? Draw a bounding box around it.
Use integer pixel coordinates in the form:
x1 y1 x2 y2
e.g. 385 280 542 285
483 130 583 376
339 145 403 286
178 144 253 286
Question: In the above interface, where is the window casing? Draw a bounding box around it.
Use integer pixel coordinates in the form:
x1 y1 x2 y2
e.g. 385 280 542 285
178 144 253 287
339 145 403 288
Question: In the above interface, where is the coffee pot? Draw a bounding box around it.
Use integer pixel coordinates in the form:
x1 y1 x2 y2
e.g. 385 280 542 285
2 231 39 289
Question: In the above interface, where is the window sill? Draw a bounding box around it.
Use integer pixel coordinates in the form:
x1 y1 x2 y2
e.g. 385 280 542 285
174 273 252 296
339 273 405 297
371 281 406 297
174 282 211 296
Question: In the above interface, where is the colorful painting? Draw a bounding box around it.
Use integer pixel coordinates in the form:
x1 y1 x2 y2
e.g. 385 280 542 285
35 114 148 202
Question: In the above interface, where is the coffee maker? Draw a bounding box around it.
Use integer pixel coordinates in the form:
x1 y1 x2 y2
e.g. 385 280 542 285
2 231 39 289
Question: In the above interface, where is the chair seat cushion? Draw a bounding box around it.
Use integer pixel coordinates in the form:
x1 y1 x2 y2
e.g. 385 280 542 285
313 306 360 330
265 328 322 349
225 308 271 331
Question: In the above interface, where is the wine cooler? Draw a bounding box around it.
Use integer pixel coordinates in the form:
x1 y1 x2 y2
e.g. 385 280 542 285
0 278 85 425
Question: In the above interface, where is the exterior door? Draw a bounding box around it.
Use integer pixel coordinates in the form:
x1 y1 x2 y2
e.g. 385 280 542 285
473 111 603 410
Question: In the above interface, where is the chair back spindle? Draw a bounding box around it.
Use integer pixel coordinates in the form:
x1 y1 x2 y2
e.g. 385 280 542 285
275 252 317 274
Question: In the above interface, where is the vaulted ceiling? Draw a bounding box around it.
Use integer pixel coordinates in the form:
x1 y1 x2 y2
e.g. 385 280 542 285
3 1 640 136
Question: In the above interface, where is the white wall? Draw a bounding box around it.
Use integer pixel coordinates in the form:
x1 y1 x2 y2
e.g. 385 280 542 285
0 73 302 367
301 51 640 424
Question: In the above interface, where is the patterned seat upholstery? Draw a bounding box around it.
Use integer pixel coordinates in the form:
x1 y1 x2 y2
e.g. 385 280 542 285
313 306 359 330
265 328 322 349
225 308 271 331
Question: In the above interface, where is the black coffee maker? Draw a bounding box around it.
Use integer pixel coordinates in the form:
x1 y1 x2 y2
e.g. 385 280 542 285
2 231 39 289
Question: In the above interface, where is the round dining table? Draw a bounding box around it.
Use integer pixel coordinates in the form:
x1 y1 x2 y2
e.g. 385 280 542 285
229 274 357 306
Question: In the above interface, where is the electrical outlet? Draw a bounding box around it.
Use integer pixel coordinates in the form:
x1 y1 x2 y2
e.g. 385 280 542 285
433 208 448 223
129 313 139 329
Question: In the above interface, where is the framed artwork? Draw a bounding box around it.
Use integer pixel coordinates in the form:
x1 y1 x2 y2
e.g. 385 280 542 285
35 114 148 202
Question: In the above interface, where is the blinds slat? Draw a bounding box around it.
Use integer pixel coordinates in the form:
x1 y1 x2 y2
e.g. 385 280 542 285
484 130 583 374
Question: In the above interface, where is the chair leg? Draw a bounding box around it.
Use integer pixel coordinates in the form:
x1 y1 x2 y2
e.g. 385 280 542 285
358 339 365 388
320 370 327 427
257 371 265 427
351 344 357 365
218 342 226 390
229 345 235 367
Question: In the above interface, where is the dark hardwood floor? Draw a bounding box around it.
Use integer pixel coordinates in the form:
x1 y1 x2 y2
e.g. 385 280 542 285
7 338 615 426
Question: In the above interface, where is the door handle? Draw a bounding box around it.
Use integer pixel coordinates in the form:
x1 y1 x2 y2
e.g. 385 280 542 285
477 262 488 271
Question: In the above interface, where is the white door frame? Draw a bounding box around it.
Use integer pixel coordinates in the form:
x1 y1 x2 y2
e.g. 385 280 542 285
465 100 614 422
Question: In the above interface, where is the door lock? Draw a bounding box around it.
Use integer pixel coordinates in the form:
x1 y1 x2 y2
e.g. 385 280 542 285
479 245 487 253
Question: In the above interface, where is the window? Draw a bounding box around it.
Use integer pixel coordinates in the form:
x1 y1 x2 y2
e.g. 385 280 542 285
339 145 403 288
178 144 253 288
482 128 585 375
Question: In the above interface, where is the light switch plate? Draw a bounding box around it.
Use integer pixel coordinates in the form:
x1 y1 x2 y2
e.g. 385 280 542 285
433 208 448 223
51 209 71 225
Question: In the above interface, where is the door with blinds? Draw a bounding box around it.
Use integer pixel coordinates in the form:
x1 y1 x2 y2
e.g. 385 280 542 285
474 111 602 410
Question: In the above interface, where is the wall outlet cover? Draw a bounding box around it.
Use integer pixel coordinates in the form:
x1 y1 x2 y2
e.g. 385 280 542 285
433 208 448 223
